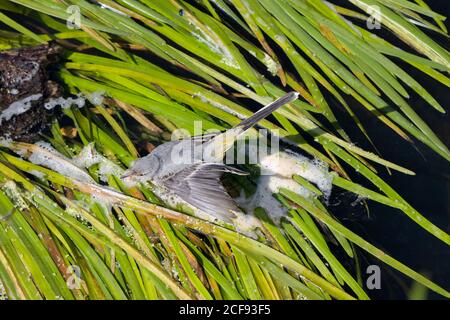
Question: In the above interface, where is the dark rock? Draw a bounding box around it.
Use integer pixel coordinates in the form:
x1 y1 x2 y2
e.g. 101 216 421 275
0 44 61 142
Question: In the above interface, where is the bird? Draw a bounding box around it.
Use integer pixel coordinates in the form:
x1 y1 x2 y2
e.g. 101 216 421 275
121 91 299 229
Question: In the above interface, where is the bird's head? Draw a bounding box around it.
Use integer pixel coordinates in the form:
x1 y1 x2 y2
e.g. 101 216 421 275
121 154 161 186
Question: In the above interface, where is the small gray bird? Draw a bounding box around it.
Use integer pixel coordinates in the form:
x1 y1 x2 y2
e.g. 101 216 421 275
122 92 299 227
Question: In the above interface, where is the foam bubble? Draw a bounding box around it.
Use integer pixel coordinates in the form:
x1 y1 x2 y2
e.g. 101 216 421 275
263 53 278 76
0 94 42 124
44 93 85 110
27 141 95 183
72 143 124 182
235 149 333 223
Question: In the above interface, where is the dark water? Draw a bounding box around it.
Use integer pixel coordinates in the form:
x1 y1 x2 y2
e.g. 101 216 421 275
331 0 450 299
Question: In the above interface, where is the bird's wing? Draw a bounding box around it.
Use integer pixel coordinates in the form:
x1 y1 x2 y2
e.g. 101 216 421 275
162 163 248 222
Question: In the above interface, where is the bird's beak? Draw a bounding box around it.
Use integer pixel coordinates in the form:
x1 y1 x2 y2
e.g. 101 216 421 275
121 170 134 179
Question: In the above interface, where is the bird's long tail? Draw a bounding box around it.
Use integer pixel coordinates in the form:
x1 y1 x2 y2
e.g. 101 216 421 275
237 91 299 132
204 92 298 161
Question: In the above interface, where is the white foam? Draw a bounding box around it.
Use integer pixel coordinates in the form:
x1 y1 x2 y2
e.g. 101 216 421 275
26 141 95 183
0 94 42 125
191 26 239 69
44 93 86 110
232 211 261 238
86 91 105 105
44 91 105 110
261 150 333 196
1 181 29 211
72 143 124 182
235 187 287 223
97 160 124 182
235 149 333 223
72 143 100 168
263 53 278 76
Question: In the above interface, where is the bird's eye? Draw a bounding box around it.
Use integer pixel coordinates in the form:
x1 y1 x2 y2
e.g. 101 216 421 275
139 157 161 177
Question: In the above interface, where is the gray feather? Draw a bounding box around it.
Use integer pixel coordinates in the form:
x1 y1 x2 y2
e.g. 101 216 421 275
237 91 299 131
162 163 248 222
